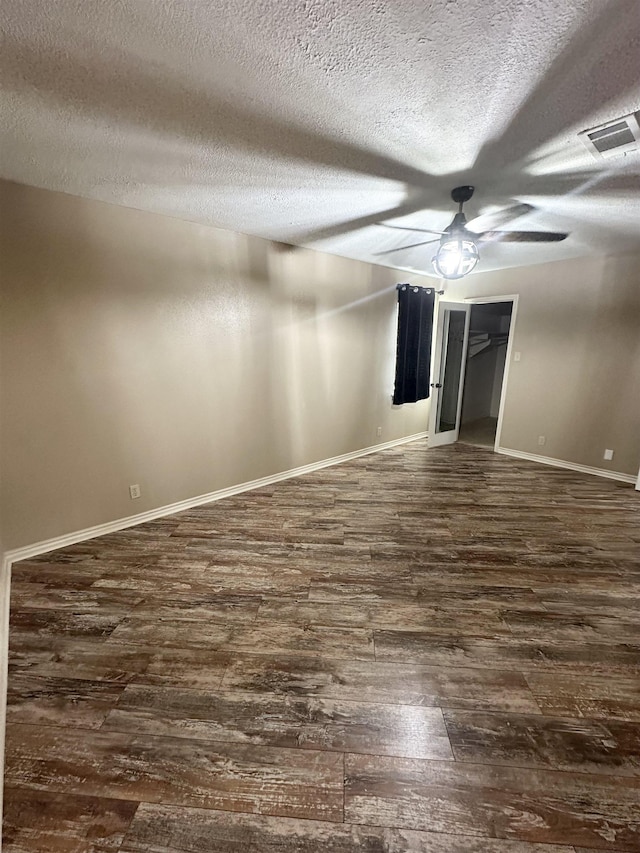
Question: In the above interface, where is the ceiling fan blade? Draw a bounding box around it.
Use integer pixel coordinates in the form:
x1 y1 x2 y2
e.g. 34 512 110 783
378 223 445 236
373 239 441 256
476 230 568 243
293 197 434 245
466 203 535 233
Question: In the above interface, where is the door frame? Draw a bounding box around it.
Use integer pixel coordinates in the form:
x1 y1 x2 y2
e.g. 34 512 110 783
462 294 519 452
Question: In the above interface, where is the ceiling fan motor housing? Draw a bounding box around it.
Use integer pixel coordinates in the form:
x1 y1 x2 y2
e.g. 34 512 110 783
446 211 470 235
451 185 475 205
435 189 479 279
374 185 568 276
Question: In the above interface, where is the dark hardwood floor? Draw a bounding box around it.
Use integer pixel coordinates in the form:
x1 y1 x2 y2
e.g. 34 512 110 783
3 441 640 852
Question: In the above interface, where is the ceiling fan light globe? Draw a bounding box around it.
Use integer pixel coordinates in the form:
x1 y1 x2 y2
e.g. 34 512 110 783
433 239 479 279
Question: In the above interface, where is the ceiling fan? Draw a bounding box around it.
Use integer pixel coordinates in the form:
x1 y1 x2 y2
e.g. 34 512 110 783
375 185 569 279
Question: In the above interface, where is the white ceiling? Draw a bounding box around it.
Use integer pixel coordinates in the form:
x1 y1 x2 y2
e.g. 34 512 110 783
2 0 639 276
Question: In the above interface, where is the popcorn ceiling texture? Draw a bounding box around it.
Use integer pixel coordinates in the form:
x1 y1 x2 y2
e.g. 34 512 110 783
1 0 639 274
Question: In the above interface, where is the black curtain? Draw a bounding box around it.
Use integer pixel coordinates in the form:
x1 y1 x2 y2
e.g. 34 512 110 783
393 284 435 405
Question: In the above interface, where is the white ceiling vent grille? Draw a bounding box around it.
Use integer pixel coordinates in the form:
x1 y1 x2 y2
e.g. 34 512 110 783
579 113 640 159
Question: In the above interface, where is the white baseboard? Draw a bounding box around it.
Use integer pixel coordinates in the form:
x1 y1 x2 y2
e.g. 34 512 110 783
0 430 425 825
3 431 428 567
496 447 637 484
0 433 633 822
0 554 11 832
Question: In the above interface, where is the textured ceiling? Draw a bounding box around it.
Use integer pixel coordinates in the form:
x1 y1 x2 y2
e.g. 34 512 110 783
1 0 639 276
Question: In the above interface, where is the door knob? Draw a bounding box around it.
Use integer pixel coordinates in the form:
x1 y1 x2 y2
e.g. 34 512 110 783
430 383 442 388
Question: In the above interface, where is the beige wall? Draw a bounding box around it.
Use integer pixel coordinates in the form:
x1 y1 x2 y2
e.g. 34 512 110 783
0 180 431 552
1 180 639 553
447 252 640 477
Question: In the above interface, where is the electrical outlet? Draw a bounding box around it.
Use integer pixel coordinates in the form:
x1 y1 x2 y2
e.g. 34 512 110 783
604 449 614 461
129 484 141 500
514 351 521 362
537 435 546 446
376 426 382 437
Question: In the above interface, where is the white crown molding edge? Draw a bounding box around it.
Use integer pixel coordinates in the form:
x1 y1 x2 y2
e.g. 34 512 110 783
496 447 637 484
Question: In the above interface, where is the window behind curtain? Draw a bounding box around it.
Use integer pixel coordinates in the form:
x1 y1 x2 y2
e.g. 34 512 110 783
393 284 435 405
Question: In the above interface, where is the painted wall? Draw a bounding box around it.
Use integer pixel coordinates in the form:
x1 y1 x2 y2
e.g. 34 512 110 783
2 179 639 553
447 252 640 477
0 180 431 552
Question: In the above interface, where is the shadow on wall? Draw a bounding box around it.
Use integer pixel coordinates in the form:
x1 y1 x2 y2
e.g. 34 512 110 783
1 182 426 550
263 246 400 467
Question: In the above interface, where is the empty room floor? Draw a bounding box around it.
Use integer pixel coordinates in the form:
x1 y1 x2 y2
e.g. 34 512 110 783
458 416 498 448
3 441 640 852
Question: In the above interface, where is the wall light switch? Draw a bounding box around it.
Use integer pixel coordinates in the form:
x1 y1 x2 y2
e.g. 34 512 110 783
604 449 614 461
514 351 521 362
537 435 546 446
129 484 141 499
376 427 382 437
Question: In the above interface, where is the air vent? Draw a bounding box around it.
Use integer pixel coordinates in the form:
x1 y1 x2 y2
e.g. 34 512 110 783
579 113 640 159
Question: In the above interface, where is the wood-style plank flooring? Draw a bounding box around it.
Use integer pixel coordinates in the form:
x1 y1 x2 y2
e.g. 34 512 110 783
4 441 640 851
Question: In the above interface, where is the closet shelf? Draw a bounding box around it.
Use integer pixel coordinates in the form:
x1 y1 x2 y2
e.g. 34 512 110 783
468 331 509 359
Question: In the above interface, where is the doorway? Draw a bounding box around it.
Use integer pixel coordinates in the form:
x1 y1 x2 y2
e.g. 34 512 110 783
427 296 516 451
458 301 513 449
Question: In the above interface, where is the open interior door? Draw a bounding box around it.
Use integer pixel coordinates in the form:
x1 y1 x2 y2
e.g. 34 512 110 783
427 301 471 448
